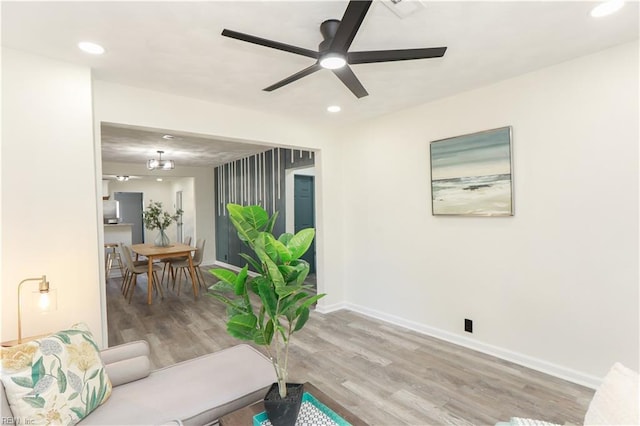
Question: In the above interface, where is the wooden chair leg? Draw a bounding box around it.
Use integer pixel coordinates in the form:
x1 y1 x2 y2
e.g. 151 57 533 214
115 253 125 279
127 274 138 304
176 268 183 296
195 267 206 289
168 265 174 290
153 271 164 299
122 271 131 296
161 261 170 289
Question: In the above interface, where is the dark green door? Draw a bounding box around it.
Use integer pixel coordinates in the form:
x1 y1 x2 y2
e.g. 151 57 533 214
294 175 315 273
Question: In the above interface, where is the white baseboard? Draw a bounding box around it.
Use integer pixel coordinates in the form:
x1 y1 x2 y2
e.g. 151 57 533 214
211 261 259 277
315 301 348 314
334 302 601 389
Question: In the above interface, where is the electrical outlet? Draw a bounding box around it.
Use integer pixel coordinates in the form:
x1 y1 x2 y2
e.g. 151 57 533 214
464 319 473 333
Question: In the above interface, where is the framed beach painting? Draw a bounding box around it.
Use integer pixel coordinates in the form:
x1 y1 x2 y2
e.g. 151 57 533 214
430 126 513 216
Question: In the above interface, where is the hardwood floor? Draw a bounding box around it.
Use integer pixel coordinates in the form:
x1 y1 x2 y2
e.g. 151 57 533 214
106 266 594 426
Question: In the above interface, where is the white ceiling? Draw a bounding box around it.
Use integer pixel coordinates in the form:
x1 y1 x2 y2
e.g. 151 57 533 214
100 122 275 170
2 0 638 170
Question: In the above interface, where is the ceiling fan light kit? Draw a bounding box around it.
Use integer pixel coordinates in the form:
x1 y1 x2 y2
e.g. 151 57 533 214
222 0 447 99
319 53 347 70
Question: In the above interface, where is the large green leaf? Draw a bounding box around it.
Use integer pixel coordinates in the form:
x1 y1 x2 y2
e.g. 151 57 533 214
228 205 260 245
254 319 274 345
298 293 326 313
275 282 303 299
207 292 237 309
263 256 285 288
293 307 310 332
281 292 308 321
210 268 237 286
277 265 297 282
239 253 262 274
278 233 294 246
273 239 292 263
226 313 257 340
257 279 278 319
255 232 279 264
279 261 309 286
240 205 269 230
287 229 315 260
234 265 249 296
266 210 279 233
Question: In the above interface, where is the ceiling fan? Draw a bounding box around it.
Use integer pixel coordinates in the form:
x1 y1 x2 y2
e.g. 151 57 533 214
221 0 447 99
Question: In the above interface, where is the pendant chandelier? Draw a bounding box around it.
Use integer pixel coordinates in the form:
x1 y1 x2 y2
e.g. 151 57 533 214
147 150 175 170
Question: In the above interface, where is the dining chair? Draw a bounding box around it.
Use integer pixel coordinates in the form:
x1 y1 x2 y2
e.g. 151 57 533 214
160 236 192 288
105 242 124 280
120 244 164 303
117 242 147 295
170 238 206 296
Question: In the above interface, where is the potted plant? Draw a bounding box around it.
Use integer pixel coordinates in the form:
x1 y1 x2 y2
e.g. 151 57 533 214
208 204 325 426
142 200 183 247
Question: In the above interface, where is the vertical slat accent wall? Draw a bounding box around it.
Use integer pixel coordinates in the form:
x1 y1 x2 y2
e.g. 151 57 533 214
214 148 315 266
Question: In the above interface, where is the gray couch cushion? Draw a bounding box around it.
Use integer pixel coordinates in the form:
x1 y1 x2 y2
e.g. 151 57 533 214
105 355 151 387
101 340 151 387
82 344 275 425
100 340 150 365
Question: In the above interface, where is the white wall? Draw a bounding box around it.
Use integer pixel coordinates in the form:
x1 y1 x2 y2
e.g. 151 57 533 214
339 41 639 387
172 178 196 245
106 175 186 243
1 48 103 344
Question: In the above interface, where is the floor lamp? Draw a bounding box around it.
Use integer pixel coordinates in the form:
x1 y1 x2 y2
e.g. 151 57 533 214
17 275 56 343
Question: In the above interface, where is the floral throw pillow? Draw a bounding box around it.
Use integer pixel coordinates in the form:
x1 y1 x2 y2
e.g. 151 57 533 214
0 323 112 425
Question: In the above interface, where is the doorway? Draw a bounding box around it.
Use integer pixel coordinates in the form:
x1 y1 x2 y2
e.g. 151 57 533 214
114 192 144 244
294 175 315 274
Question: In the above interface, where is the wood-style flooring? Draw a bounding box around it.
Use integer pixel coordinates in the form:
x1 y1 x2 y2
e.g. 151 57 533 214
106 266 594 426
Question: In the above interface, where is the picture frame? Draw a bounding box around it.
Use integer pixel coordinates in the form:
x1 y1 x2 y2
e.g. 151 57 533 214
430 126 514 216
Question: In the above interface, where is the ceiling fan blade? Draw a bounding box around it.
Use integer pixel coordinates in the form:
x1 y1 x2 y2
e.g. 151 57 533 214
330 0 372 52
264 64 322 92
332 65 368 98
348 47 447 64
222 29 319 60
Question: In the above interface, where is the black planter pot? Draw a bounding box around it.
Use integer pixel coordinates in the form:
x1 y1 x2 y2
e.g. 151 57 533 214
263 382 304 426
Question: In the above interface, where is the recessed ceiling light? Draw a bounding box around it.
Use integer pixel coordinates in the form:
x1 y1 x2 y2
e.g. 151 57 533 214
156 178 163 182
78 41 105 55
590 0 625 17
327 105 341 113
162 134 174 140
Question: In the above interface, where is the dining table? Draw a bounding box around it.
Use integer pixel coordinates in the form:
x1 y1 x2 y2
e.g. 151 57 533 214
129 242 198 305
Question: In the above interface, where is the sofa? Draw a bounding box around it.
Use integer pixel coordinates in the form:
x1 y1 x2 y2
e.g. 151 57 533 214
496 362 639 426
1 340 276 425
